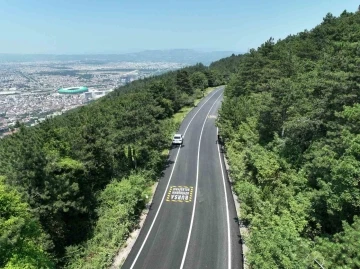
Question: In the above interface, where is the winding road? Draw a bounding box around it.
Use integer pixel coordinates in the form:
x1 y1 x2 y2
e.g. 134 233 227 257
122 86 243 269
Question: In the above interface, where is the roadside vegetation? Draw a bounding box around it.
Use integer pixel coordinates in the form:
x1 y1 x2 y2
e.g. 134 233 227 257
214 10 360 268
0 63 223 268
2 7 359 269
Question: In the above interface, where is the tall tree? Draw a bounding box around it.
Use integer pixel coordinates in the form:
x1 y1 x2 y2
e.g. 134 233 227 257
190 71 208 91
0 176 54 268
176 70 193 95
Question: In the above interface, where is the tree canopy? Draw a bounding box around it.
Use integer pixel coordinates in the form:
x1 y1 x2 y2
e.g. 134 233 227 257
215 9 360 269
3 6 360 269
0 64 222 267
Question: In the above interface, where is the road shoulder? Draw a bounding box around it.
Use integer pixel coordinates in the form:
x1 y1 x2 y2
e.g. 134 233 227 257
223 152 249 269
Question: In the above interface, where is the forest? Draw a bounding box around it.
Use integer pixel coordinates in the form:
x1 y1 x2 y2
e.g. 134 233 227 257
2 8 360 269
213 10 360 268
0 63 222 268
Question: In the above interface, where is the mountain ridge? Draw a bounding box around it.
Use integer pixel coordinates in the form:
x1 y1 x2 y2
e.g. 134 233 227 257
0 49 240 65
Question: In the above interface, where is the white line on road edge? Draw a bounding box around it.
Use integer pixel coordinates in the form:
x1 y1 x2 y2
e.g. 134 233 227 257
217 127 232 269
179 93 223 269
129 88 222 269
183 87 223 137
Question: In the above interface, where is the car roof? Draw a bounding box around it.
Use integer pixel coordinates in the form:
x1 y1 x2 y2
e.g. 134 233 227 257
174 133 182 136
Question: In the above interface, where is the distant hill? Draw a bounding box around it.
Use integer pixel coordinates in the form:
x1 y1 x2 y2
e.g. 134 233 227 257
0 49 238 65
112 49 238 65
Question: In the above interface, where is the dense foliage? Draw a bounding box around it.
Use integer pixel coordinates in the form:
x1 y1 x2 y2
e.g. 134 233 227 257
65 173 149 268
0 64 223 267
5 7 360 269
216 10 360 268
0 176 54 268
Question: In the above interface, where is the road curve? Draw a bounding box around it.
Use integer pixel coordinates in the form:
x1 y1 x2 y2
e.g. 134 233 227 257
121 86 243 269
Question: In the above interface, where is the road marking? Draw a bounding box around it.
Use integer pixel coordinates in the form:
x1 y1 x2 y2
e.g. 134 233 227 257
166 186 193 202
129 88 222 269
217 127 232 269
180 93 223 269
183 87 222 137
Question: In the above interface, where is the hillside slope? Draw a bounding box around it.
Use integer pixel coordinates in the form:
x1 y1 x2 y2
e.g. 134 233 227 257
0 63 223 268
215 10 360 268
3 8 360 269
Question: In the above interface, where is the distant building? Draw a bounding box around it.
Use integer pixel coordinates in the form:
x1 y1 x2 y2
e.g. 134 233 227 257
58 86 88 94
92 91 106 100
84 90 112 102
0 91 17 95
84 92 93 102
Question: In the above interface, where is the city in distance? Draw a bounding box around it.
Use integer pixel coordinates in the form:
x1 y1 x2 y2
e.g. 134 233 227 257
0 49 237 65
0 49 236 137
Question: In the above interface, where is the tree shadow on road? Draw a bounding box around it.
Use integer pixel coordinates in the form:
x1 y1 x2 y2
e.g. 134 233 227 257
165 159 174 168
238 235 245 244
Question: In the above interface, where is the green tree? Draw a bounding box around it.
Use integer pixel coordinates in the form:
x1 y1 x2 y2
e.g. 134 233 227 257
176 69 193 95
0 177 54 268
215 9 360 268
315 216 360 268
190 71 208 91
204 70 217 87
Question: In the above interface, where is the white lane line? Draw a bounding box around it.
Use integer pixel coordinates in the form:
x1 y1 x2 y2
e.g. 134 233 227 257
217 127 232 269
179 93 223 269
129 88 222 269
183 87 222 137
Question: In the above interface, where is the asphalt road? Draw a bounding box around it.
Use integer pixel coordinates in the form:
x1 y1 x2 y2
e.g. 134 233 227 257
122 86 243 269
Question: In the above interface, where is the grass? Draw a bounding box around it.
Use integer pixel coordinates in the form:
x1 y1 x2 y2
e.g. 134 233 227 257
161 87 215 156
163 86 220 158
173 86 219 126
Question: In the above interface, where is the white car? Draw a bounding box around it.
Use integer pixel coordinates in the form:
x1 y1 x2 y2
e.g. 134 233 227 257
172 134 183 146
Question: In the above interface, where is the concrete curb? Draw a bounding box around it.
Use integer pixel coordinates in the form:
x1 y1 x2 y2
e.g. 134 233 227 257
222 151 249 269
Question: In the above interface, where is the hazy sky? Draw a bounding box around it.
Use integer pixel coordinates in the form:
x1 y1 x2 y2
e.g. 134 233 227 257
0 0 358 54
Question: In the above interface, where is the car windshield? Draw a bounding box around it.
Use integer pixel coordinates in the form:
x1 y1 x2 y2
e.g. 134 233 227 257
174 135 181 139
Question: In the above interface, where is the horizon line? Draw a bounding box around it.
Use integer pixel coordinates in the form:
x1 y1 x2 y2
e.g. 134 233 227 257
0 49 242 56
